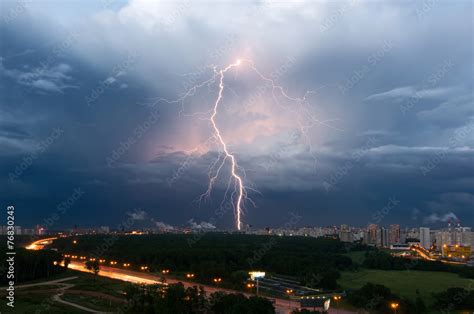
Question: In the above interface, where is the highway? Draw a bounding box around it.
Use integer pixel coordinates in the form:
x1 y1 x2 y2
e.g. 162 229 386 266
68 261 354 314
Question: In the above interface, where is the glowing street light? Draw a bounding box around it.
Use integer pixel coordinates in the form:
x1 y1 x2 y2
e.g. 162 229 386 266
162 269 170 274
390 302 399 313
333 295 342 314
186 273 195 279
213 277 222 283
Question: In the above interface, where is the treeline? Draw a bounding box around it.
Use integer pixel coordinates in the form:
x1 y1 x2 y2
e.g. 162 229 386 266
53 234 357 290
123 282 274 314
432 287 474 310
363 250 474 278
0 248 65 284
347 283 426 314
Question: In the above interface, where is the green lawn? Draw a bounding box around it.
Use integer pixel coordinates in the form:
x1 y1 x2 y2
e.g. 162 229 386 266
67 271 128 297
340 269 474 305
0 269 127 313
62 293 123 312
0 293 85 314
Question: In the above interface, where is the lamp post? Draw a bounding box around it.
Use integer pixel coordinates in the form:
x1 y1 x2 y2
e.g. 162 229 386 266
333 295 342 314
286 289 294 311
390 302 399 314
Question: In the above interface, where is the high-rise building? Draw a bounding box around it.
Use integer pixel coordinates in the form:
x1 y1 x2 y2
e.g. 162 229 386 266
377 227 389 248
420 227 431 249
389 224 401 244
368 224 378 245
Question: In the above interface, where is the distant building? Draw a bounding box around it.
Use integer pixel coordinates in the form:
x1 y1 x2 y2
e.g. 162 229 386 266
420 227 431 249
377 227 389 248
368 224 378 245
339 230 353 243
442 244 471 260
389 224 400 244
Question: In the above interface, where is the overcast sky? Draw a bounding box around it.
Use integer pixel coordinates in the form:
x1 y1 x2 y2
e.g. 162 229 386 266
1 0 473 230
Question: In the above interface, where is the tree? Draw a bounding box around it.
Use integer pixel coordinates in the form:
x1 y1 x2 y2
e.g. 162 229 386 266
85 260 100 277
64 257 71 269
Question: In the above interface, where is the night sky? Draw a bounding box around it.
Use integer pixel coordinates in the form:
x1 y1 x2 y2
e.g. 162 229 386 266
1 0 473 230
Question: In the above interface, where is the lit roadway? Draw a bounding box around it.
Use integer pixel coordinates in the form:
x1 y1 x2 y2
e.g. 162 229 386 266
68 261 354 314
25 237 58 250
410 245 466 265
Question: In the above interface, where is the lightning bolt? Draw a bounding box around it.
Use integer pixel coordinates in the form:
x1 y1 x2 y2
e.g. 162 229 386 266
210 59 245 230
155 58 340 231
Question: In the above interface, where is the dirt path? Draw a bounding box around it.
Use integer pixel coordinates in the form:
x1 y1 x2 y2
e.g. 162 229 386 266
7 276 111 313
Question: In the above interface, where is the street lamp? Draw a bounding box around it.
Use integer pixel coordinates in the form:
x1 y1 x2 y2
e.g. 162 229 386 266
333 296 342 314
286 289 294 311
213 277 222 283
390 302 399 313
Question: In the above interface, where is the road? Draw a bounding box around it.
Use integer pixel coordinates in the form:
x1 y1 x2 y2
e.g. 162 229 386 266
5 276 104 313
69 261 354 314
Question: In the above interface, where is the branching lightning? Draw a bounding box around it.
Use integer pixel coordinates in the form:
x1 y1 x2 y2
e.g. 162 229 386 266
156 58 339 230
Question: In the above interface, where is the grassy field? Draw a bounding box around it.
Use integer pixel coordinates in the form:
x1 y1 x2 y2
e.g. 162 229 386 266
340 269 473 305
0 269 128 314
344 250 367 265
0 292 86 314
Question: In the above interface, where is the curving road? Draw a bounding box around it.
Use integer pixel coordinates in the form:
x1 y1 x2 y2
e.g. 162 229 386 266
68 261 354 314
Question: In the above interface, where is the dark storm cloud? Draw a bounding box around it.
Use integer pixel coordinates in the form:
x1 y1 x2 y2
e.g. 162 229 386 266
0 0 472 229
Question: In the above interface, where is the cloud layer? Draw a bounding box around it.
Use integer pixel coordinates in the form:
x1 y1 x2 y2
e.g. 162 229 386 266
1 0 473 229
